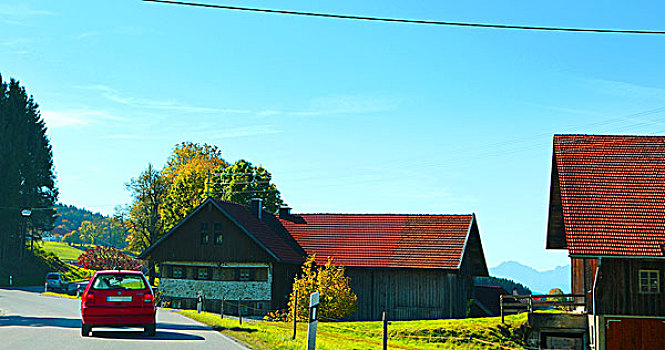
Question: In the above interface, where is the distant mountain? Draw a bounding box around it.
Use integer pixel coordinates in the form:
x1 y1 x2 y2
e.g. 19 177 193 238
490 261 570 294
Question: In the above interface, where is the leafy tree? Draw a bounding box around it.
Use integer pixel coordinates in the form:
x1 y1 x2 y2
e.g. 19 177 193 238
288 256 357 321
62 231 82 246
125 163 168 284
547 287 566 306
78 221 96 245
210 159 284 212
160 142 227 231
0 75 58 263
78 246 142 270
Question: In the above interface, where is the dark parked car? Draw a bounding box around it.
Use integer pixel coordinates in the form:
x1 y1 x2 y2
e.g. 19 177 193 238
80 270 156 337
45 272 67 292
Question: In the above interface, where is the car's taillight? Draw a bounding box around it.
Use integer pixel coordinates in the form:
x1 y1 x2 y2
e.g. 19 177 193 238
85 293 95 305
143 293 153 304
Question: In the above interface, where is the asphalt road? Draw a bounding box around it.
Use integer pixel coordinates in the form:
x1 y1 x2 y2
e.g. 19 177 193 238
0 287 248 350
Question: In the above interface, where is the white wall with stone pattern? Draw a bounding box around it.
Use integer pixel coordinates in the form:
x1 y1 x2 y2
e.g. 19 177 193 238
161 276 272 301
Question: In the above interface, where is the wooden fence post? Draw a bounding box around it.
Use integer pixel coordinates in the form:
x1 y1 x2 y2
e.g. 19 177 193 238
382 311 388 350
500 295 504 323
220 295 224 319
238 297 242 325
292 289 298 340
528 295 533 313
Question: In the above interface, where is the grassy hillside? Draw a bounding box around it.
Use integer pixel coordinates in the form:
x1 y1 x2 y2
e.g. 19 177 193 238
179 311 531 350
40 241 85 261
0 248 94 287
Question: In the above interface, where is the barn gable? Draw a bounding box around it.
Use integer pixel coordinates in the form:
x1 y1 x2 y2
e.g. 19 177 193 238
140 198 303 263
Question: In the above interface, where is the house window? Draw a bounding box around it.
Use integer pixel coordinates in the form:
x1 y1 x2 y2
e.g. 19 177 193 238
639 270 660 294
196 267 211 280
239 269 251 281
214 223 223 245
201 223 209 245
171 266 183 279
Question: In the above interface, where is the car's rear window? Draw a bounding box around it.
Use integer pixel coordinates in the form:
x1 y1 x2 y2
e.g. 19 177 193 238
91 274 147 290
46 274 59 280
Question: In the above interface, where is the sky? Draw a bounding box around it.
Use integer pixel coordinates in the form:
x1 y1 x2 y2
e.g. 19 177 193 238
2 0 665 271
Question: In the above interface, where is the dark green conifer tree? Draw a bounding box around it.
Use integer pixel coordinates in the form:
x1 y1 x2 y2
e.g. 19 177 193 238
0 75 58 263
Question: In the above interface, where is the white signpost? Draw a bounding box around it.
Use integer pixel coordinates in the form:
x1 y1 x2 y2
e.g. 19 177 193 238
307 291 320 350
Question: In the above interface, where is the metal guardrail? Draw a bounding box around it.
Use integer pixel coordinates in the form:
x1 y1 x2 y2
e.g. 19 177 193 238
500 294 586 323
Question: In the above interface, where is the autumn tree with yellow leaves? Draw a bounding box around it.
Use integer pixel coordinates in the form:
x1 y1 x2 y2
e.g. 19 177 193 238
287 255 357 321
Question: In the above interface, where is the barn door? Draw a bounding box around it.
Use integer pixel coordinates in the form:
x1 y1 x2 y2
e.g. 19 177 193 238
605 317 665 350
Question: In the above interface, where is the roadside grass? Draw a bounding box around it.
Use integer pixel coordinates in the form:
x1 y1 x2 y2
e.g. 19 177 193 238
39 241 85 261
178 310 531 350
42 291 80 299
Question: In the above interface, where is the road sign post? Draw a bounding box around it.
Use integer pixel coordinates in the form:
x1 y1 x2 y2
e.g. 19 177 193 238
307 291 320 350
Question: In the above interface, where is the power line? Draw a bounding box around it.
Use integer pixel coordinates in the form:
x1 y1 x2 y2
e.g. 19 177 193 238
143 0 665 35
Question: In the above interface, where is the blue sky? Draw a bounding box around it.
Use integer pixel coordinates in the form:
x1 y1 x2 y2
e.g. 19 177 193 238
2 0 665 270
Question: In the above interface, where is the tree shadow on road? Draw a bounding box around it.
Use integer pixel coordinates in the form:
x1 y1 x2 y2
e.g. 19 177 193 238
0 315 80 328
159 321 257 334
92 330 204 341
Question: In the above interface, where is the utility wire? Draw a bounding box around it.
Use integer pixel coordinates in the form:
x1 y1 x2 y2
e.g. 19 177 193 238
143 0 665 35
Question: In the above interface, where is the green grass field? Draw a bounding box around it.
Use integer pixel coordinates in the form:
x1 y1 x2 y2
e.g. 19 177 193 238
39 241 85 261
178 310 530 350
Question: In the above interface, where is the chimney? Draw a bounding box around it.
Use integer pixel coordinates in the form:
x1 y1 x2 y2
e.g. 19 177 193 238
251 198 263 220
278 206 291 219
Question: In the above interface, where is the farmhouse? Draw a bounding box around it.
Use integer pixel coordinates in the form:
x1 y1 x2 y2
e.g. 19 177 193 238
140 198 489 320
546 134 665 350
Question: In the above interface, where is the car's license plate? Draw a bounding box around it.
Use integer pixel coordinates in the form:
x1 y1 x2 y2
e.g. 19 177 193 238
107 296 132 302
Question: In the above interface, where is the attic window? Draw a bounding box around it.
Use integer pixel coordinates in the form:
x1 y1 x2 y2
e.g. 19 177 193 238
201 223 209 245
214 223 223 245
639 270 660 294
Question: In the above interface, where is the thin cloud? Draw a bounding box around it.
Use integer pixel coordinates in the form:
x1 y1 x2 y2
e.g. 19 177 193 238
258 94 400 117
0 4 53 17
585 79 665 99
216 125 282 138
0 38 31 47
41 109 126 129
74 31 100 40
79 85 252 114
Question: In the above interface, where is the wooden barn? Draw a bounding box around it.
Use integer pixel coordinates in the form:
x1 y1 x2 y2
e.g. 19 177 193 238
279 210 489 320
140 198 489 321
546 134 665 350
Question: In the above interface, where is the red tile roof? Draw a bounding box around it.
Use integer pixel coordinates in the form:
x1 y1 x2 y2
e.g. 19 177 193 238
279 214 475 269
553 134 665 257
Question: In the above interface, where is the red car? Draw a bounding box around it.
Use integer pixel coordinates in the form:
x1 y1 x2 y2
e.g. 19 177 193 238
80 270 156 337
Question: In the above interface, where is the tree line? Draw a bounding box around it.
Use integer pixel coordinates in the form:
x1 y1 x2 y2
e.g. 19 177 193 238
54 204 129 248
0 75 58 264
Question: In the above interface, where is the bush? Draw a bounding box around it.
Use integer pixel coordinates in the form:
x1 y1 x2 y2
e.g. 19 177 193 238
77 246 142 270
287 255 357 321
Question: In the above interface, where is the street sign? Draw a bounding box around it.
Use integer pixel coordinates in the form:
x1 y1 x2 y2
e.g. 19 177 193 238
307 291 320 350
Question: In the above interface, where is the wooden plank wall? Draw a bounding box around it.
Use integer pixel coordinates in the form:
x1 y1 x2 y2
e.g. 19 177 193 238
598 258 665 316
149 202 273 263
271 263 299 311
572 257 598 310
346 268 473 321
